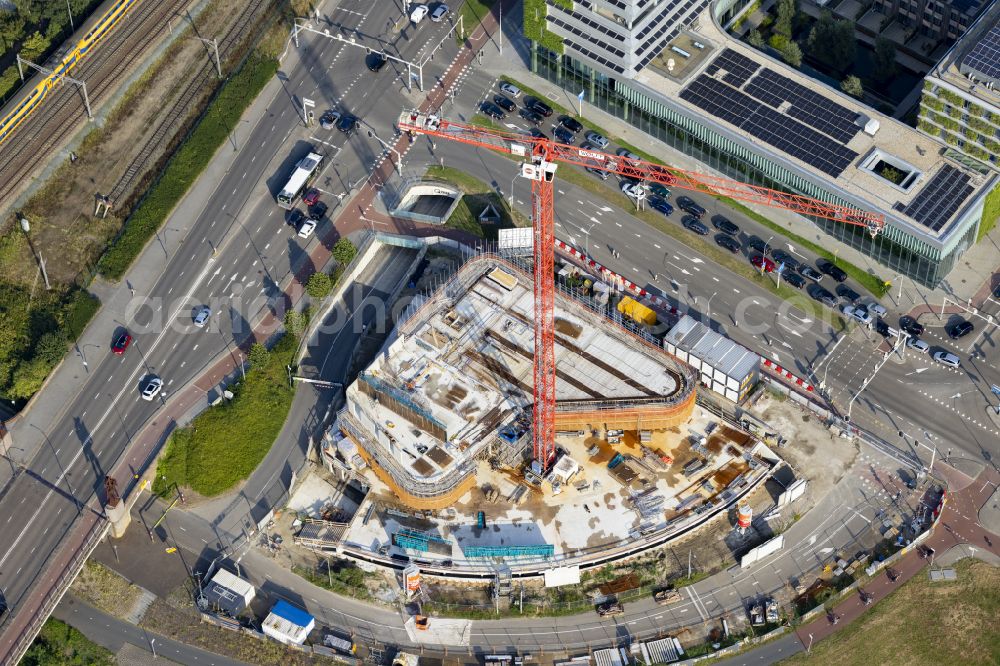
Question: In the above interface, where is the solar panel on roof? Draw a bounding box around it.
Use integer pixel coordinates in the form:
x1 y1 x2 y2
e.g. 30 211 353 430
962 25 1000 82
893 165 974 232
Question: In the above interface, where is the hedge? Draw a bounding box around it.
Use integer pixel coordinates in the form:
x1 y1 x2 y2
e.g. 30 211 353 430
98 54 278 280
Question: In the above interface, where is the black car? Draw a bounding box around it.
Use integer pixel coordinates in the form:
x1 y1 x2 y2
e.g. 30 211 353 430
558 115 584 133
528 127 548 140
308 201 328 220
772 249 798 271
553 126 575 144
809 286 837 308
682 215 710 235
817 259 848 282
336 114 358 133
287 209 305 227
799 265 823 282
649 195 673 215
519 107 543 124
526 97 553 117
746 236 771 256
836 284 860 302
366 52 387 72
715 234 740 253
480 101 505 120
712 215 739 235
899 315 924 336
783 272 806 289
948 319 974 339
493 94 516 112
676 196 706 218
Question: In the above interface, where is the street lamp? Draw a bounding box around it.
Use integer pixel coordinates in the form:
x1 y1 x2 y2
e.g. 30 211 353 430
509 171 518 208
846 329 905 422
150 638 157 658
581 221 597 258
367 129 403 174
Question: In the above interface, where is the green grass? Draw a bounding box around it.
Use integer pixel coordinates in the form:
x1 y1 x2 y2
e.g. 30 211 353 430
152 333 296 497
23 618 115 666
292 561 372 600
425 165 529 240
455 0 497 44
977 183 1000 242
98 54 279 280
498 75 888 298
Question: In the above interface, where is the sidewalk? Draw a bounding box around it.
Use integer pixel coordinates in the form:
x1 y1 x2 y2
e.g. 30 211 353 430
474 9 1000 315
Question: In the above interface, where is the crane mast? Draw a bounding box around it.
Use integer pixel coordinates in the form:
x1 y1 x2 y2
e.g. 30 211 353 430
398 110 884 469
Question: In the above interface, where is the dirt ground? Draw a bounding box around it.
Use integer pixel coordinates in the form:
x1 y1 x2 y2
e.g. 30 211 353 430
69 561 146 621
0 0 259 289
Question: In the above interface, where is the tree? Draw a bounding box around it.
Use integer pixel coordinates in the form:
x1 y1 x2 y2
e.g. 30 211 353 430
247 343 269 369
873 37 897 84
748 29 765 49
781 40 803 68
807 12 856 73
19 31 49 61
0 13 26 51
33 331 67 365
305 271 332 299
841 75 864 98
331 238 357 266
774 0 797 39
768 33 789 53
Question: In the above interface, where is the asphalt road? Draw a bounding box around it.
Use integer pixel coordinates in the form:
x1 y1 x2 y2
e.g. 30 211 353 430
54 594 249 666
0 0 460 651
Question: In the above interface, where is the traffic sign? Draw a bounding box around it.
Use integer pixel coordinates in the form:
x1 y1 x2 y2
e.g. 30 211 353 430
991 384 1000 398
165 547 177 554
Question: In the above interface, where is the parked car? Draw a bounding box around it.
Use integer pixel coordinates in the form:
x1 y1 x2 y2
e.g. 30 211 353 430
409 4 429 23
746 236 771 256
366 52 387 72
621 181 645 199
617 148 641 164
302 188 320 206
585 165 610 180
320 109 341 130
817 258 848 282
715 234 740 253
528 127 548 140
842 304 871 325
193 306 211 328
799 265 823 282
526 97 553 117
712 215 739 236
112 331 132 355
809 285 836 307
141 376 163 401
906 337 930 353
683 215 710 235
493 94 516 113
553 126 575 143
297 218 317 239
649 195 673 216
480 102 505 120
430 3 449 21
559 115 584 133
649 182 671 199
899 315 924 336
309 201 328 220
866 302 888 318
836 284 861 302
676 195 705 218
933 351 961 368
499 81 522 98
874 319 900 338
783 272 806 289
584 130 609 148
751 254 776 272
771 249 797 271
519 107 542 124
948 319 974 339
288 209 305 228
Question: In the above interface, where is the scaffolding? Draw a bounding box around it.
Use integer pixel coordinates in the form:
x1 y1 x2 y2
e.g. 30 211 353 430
393 527 452 553
463 544 555 559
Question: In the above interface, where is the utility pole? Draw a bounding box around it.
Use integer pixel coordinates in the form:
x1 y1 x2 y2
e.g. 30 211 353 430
66 0 74 30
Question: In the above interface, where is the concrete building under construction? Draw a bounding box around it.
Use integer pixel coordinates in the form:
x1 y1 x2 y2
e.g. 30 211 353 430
338 254 697 509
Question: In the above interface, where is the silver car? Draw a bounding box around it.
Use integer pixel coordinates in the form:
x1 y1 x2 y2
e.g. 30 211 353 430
585 131 609 149
498 81 521 98
906 337 929 353
932 351 960 368
193 306 211 328
430 3 449 21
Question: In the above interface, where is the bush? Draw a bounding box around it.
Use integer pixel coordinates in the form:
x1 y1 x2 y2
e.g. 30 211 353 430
841 75 863 99
306 271 332 298
247 342 269 368
331 237 357 265
284 310 305 338
98 55 278 280
780 40 802 67
24 618 114 665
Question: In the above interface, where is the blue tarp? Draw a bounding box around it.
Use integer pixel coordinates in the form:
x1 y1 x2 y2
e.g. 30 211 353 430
270 599 313 628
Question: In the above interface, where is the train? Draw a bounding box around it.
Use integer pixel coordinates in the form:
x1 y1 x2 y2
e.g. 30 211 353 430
0 0 141 147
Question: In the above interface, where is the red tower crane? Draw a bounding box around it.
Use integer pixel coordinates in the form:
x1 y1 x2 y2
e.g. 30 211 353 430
398 111 884 468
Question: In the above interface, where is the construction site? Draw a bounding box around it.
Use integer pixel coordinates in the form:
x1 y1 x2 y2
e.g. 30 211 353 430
297 252 783 573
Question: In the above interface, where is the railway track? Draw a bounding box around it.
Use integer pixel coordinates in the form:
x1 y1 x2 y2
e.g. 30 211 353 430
107 0 270 206
0 0 191 207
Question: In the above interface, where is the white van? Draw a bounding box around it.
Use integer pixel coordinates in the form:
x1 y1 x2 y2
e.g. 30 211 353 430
410 4 428 23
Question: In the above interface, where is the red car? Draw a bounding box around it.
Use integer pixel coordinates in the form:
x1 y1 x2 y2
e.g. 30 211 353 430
302 189 320 206
112 331 132 355
751 255 776 273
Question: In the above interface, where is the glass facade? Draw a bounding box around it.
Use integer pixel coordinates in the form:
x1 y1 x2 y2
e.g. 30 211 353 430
532 45 982 287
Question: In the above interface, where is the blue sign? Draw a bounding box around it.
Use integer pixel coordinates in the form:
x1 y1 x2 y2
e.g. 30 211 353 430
777 262 785 274
578 90 585 101
991 384 1000 398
